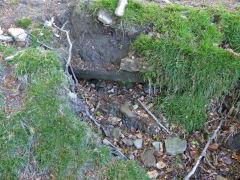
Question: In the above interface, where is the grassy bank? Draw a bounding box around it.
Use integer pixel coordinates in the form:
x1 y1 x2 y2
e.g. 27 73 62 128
0 46 149 179
92 0 240 133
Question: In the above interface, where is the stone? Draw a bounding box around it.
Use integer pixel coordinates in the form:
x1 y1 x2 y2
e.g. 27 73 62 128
0 35 13 42
120 101 136 118
165 137 187 155
8 28 27 42
152 141 160 152
129 154 135 160
115 0 128 17
141 150 156 167
110 127 121 140
133 138 143 149
98 10 114 25
133 104 139 110
120 57 154 73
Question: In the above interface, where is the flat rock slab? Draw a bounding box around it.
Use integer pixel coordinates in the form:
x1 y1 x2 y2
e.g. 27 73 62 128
165 137 187 155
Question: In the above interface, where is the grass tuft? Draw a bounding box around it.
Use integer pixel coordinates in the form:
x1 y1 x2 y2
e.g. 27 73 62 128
16 18 32 29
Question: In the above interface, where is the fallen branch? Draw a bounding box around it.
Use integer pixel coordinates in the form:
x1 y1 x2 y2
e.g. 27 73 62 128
138 99 171 134
103 139 129 160
184 117 224 180
53 22 72 73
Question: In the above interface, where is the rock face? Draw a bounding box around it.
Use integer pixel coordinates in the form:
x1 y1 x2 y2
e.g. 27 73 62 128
165 137 187 155
66 6 142 82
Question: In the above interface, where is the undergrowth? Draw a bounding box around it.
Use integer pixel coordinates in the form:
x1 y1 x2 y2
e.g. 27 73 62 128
0 47 149 179
92 0 240 133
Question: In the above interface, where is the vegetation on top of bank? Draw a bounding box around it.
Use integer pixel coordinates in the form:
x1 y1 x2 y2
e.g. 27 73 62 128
92 0 240 133
0 46 149 179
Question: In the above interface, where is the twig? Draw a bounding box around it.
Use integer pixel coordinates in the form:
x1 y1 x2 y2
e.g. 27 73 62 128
138 99 171 134
184 117 224 180
53 22 72 73
103 139 129 160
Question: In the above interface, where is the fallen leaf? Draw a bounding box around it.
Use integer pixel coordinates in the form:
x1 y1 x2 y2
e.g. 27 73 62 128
208 142 219 151
232 152 240 162
156 161 166 169
136 133 143 138
147 170 158 179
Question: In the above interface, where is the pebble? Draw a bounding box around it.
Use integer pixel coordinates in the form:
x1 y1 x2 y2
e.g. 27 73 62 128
152 141 160 152
133 138 143 149
133 104 139 110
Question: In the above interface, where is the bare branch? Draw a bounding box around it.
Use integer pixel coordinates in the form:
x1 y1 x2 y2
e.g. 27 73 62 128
184 118 224 180
138 99 171 134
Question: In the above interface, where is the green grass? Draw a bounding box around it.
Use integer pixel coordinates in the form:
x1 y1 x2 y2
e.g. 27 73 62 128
16 18 32 29
0 47 149 179
92 0 240 133
30 25 54 48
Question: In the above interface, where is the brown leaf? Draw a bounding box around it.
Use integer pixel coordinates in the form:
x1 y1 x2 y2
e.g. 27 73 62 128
232 152 240 162
147 170 158 179
208 143 219 151
156 161 166 169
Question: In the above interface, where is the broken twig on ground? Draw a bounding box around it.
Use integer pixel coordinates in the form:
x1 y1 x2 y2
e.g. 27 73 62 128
184 117 224 180
138 99 171 134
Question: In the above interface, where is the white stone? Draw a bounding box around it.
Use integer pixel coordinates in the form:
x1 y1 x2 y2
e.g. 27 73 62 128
133 104 139 110
8 28 28 42
0 35 13 42
98 10 113 25
115 0 128 17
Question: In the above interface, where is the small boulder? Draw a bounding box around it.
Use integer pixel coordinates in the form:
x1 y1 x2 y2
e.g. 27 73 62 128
141 150 156 167
8 28 27 42
133 138 143 149
224 132 240 153
165 137 187 155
